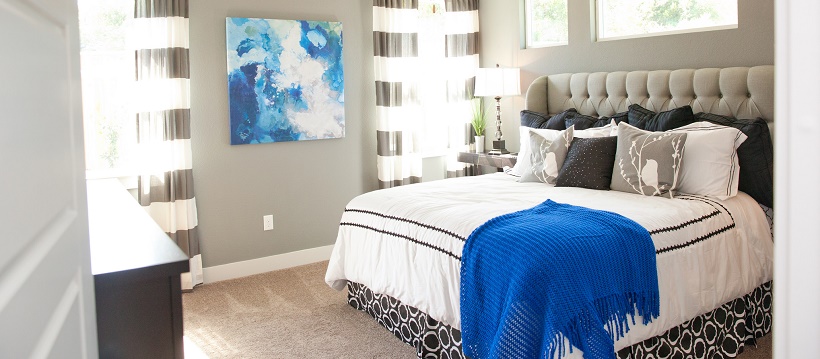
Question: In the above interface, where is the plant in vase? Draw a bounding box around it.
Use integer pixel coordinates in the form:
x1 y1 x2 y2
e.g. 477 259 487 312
471 97 487 153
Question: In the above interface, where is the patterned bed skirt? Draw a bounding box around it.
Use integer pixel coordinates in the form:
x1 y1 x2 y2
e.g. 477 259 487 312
347 281 772 359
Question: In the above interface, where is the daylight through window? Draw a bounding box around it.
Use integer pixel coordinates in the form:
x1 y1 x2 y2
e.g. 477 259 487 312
524 0 568 48
597 0 737 41
78 0 135 172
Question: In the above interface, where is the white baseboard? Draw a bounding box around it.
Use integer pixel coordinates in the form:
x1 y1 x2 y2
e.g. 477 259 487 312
202 245 334 284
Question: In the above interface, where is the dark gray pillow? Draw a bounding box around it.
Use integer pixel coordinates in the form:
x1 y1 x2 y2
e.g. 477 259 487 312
519 127 574 184
555 136 618 190
545 109 577 130
519 109 578 130
627 104 696 131
610 123 688 198
564 112 598 130
695 112 774 207
595 111 628 127
519 110 550 129
592 118 610 128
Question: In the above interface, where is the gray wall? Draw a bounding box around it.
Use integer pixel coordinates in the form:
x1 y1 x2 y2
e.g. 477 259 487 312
189 0 773 268
189 0 377 267
480 0 774 153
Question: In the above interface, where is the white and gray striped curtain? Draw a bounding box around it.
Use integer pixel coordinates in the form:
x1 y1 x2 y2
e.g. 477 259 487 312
133 0 202 290
374 0 479 188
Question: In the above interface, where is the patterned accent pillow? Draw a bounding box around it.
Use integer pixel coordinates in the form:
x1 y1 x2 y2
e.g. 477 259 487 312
519 126 574 184
511 127 562 177
610 122 687 198
555 136 618 190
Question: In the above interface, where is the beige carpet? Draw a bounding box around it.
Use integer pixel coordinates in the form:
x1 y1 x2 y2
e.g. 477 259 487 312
183 261 772 359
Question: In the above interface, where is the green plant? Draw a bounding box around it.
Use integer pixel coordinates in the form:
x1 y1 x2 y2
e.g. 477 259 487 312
471 97 487 137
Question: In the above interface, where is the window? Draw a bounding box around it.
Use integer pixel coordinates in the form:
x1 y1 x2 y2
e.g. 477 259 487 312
596 0 737 41
524 0 568 48
78 0 136 174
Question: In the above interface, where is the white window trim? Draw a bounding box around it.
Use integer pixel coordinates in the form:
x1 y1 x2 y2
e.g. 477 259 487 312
521 0 569 49
525 40 569 49
596 23 737 42
594 0 738 42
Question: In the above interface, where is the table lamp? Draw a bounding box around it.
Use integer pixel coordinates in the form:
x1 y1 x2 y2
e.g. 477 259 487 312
474 64 520 155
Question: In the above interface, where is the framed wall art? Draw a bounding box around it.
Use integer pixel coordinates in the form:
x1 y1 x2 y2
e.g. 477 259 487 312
226 17 344 145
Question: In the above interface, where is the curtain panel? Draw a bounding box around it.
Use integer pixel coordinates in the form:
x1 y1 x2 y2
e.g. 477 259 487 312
373 0 480 188
133 0 202 290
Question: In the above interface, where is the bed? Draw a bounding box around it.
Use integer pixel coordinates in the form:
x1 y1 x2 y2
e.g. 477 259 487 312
326 66 774 359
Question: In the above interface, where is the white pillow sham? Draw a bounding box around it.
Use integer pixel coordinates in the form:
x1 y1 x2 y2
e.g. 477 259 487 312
670 121 748 199
574 120 618 139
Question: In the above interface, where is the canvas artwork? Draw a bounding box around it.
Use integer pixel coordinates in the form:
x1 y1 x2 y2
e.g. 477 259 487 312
226 17 344 145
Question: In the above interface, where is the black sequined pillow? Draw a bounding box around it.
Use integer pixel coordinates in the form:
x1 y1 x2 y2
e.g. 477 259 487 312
555 136 618 190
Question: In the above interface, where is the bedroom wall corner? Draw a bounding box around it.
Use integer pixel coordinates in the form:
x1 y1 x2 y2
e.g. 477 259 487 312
479 0 774 154
188 0 378 270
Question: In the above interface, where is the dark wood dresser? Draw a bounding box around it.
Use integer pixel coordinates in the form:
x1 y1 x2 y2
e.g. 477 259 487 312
87 179 189 359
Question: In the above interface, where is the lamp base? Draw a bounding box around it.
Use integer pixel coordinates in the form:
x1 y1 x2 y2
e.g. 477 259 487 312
488 140 509 155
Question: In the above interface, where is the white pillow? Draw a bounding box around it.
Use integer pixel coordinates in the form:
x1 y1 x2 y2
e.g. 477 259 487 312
575 120 618 138
669 121 748 199
511 120 617 176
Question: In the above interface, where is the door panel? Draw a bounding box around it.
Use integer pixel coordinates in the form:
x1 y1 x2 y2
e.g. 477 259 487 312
0 0 75 266
0 0 97 357
46 300 86 359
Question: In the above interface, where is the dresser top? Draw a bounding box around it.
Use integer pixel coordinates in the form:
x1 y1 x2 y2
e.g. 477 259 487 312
87 179 188 277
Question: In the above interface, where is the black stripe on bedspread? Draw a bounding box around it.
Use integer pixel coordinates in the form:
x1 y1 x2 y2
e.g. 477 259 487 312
655 223 736 254
344 208 467 241
650 195 738 254
678 194 736 222
343 194 739 261
648 210 721 235
340 222 462 260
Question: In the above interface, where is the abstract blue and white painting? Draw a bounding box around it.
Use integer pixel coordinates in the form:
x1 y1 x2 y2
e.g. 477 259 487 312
226 18 344 145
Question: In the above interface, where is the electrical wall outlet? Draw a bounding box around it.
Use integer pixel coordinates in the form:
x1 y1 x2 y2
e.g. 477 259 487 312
263 215 274 231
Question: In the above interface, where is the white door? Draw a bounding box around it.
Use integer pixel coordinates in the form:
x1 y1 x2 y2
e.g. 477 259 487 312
774 1 820 357
0 0 98 357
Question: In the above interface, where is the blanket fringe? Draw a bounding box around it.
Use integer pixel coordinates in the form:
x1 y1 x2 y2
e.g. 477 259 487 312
547 291 660 359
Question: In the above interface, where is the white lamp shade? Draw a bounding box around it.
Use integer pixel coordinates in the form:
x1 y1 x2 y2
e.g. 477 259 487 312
474 67 521 97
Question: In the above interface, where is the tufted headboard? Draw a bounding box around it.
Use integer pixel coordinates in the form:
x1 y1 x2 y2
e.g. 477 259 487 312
524 66 774 128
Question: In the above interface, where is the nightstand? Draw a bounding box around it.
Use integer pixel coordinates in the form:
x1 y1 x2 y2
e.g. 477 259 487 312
457 152 517 174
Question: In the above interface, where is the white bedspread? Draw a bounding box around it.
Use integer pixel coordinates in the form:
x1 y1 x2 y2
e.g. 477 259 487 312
325 173 773 353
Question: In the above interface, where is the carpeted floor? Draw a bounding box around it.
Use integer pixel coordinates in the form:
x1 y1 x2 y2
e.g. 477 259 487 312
183 261 417 358
183 261 772 359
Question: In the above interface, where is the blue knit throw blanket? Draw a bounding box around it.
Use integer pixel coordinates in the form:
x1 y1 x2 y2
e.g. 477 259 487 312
460 200 660 359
